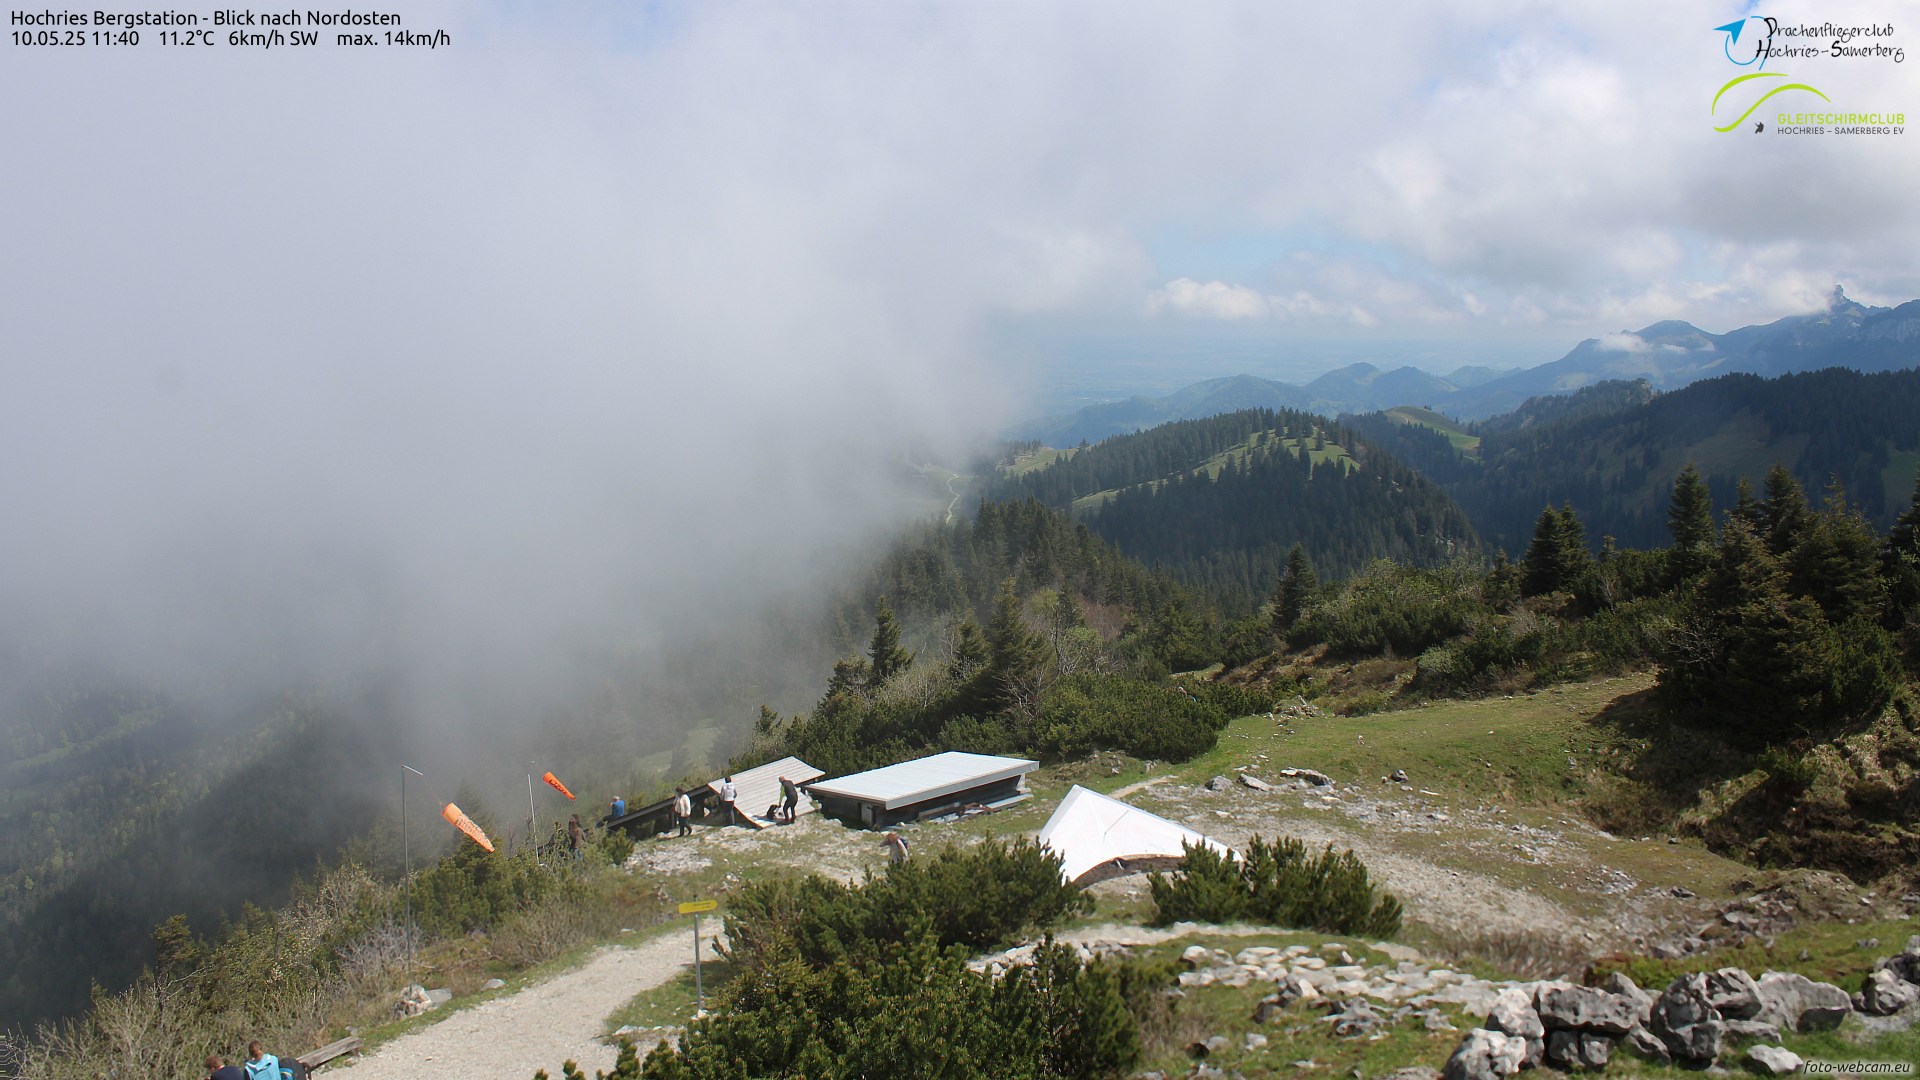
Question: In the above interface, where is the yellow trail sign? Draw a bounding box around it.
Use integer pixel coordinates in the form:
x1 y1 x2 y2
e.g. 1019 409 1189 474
678 899 718 914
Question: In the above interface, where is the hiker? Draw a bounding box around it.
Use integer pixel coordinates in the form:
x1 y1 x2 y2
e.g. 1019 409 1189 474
718 775 739 826
568 813 586 859
609 794 626 820
778 776 800 823
884 831 910 865
205 1055 246 1080
243 1042 281 1080
672 787 693 837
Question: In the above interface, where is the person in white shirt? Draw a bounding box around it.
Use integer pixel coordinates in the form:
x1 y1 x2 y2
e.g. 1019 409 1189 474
672 787 693 837
718 776 739 826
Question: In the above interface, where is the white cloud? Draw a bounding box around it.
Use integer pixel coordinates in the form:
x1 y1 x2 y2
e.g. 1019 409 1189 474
1149 278 1271 320
1597 333 1649 353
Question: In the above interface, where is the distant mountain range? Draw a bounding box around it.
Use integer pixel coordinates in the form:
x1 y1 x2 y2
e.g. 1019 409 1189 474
1017 289 1920 444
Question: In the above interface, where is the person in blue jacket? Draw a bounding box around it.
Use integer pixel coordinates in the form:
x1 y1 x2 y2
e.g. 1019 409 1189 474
609 794 626 820
244 1041 281 1080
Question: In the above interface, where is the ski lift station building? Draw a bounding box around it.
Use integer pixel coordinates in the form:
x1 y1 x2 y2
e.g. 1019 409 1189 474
805 751 1037 828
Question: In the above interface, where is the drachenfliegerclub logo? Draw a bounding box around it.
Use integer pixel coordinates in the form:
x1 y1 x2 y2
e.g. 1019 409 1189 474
1711 16 1829 132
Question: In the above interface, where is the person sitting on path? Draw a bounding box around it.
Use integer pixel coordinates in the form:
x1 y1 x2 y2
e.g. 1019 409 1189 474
718 775 739 826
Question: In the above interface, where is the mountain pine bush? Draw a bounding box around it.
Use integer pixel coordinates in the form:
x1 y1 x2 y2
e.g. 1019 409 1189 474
1148 836 1402 939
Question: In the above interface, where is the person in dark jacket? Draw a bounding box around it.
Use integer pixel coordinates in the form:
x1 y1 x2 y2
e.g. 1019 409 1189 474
206 1055 247 1080
778 776 800 823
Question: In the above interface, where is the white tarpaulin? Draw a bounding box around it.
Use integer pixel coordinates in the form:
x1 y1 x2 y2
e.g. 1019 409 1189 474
1037 785 1235 886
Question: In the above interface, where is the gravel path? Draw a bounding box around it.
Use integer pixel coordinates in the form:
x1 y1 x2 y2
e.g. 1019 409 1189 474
332 933 693 1080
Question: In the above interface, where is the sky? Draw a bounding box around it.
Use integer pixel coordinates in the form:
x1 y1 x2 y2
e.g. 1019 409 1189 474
2 0 1916 751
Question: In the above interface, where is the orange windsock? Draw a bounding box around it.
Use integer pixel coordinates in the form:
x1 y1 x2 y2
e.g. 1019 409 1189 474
541 771 576 800
441 802 495 853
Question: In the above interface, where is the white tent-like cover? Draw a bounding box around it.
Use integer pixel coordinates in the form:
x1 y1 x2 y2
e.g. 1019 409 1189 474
1037 785 1235 886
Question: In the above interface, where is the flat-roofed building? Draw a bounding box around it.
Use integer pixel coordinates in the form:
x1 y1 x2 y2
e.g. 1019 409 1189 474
805 751 1037 828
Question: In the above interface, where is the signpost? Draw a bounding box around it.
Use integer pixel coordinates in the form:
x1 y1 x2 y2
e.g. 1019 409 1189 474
678 899 718 1013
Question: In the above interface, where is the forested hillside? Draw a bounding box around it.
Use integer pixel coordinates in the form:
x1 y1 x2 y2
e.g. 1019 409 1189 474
1347 368 1920 554
982 409 1479 611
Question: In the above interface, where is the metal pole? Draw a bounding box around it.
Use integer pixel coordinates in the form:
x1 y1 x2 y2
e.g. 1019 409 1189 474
527 763 538 858
402 764 424 985
693 913 704 1014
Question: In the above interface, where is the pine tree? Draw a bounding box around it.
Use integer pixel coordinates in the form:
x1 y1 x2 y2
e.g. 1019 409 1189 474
1761 464 1812 557
1884 466 1920 625
1666 464 1716 581
1785 477 1887 624
983 579 1047 713
1659 519 1833 744
1729 476 1763 532
865 595 914 689
1271 544 1317 635
1522 504 1592 597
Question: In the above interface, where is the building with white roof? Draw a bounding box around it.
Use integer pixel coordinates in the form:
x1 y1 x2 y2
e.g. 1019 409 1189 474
804 751 1037 828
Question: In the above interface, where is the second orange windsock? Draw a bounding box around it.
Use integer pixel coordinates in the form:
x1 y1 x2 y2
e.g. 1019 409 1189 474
542 771 576 800
441 802 495 853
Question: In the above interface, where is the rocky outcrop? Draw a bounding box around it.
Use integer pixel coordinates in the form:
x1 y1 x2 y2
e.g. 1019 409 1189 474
1484 988 1544 1068
1754 971 1851 1032
1745 1044 1804 1075
1534 983 1640 1035
1649 973 1725 1064
1442 1029 1526 1080
1860 968 1920 1015
1543 1029 1611 1071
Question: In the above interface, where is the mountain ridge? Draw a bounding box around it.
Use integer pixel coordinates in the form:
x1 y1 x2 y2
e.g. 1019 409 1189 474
1017 290 1920 444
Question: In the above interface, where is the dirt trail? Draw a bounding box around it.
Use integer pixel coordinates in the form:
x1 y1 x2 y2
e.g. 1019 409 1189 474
332 933 692 1080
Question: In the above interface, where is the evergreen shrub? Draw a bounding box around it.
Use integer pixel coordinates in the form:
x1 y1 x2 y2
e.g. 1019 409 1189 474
1147 836 1402 939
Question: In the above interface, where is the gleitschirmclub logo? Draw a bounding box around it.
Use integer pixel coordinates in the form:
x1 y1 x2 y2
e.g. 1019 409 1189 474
1710 16 1905 135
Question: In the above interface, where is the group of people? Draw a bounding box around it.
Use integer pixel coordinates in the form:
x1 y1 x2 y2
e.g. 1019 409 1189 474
204 1042 282 1080
659 773 805 833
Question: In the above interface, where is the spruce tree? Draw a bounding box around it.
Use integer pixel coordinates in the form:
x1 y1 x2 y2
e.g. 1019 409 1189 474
1272 543 1317 635
865 595 914 689
1522 504 1592 597
1666 464 1716 581
1658 519 1832 744
1761 464 1812 557
1884 466 1920 625
983 579 1047 712
1730 476 1763 532
1785 478 1886 625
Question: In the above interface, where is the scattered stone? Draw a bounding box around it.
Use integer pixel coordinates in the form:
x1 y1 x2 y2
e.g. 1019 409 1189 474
1485 987 1545 1067
1754 971 1851 1033
1279 767 1334 786
1745 1044 1804 1075
1705 968 1765 1020
1441 1028 1526 1080
1651 973 1726 1064
1186 1035 1231 1058
1204 776 1233 792
1622 1024 1670 1065
1670 885 1697 899
1422 1010 1457 1032
1320 998 1386 1038
1181 945 1214 968
1244 1033 1269 1052
1389 769 1408 784
1599 972 1653 1023
1544 1029 1613 1071
482 978 506 990
1861 969 1920 1015
1722 1018 1782 1041
1534 982 1641 1036
1383 1069 1439 1080
1239 774 1273 792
